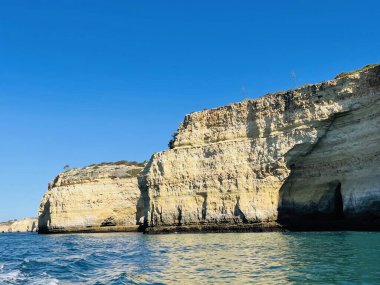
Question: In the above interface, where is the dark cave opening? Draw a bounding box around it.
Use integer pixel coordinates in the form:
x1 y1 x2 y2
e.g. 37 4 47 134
278 180 347 230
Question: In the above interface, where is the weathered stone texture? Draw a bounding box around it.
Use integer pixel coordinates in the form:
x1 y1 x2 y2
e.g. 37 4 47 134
38 162 145 233
140 65 380 230
0 218 37 233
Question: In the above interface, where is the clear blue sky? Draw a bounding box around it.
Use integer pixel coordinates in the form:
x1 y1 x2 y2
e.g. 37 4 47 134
0 1 379 221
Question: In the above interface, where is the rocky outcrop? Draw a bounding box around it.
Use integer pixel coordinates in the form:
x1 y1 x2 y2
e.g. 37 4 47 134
38 161 145 233
36 64 380 234
140 64 380 231
0 218 38 233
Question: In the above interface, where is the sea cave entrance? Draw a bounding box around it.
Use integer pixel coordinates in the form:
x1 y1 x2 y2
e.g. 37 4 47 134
278 180 346 229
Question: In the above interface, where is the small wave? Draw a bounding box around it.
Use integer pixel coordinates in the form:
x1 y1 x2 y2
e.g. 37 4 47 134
0 269 21 282
0 269 59 285
29 277 59 285
28 272 60 285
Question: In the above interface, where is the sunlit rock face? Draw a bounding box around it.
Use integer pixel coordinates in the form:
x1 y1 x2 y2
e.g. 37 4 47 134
140 65 380 230
0 218 38 233
279 88 380 229
38 162 145 233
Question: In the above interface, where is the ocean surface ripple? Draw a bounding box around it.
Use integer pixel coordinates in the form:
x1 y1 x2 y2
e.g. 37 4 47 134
0 232 379 284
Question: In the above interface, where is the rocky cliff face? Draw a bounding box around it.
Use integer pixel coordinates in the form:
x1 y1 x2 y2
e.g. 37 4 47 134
0 218 37 233
37 64 380 234
38 162 145 233
140 64 380 231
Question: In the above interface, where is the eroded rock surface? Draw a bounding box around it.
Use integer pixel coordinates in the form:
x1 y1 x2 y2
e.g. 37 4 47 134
38 162 145 233
0 218 38 233
140 64 380 231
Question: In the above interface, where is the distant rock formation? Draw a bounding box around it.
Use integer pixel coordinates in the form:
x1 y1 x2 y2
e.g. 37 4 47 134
0 218 38 233
140 64 380 232
38 161 145 233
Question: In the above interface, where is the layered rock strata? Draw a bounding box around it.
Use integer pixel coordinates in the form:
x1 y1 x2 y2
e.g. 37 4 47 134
38 162 145 233
0 218 38 233
140 64 380 231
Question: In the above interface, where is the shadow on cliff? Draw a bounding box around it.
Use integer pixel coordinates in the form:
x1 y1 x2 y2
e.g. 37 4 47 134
276 110 380 231
275 110 350 230
136 157 154 232
37 199 51 234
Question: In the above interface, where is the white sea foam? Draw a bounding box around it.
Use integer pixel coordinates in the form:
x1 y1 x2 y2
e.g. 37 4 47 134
0 269 59 285
30 277 59 285
29 272 60 285
0 269 21 282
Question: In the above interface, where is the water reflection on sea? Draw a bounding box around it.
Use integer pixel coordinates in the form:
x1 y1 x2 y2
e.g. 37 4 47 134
0 231 379 284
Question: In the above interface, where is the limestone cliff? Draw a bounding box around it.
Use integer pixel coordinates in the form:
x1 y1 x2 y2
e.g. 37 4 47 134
140 64 380 231
38 161 145 233
0 218 38 233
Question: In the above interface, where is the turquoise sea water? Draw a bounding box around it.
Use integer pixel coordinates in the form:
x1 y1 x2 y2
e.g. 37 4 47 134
0 232 379 284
